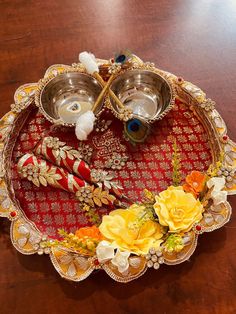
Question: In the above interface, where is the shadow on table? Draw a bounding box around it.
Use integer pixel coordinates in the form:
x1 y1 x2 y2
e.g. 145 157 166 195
0 219 13 250
15 225 227 301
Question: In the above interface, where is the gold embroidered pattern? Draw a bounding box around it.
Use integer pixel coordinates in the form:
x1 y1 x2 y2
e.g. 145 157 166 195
92 129 126 158
76 185 116 207
105 153 128 170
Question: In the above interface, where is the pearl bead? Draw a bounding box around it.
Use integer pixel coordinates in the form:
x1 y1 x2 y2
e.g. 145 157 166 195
149 247 156 255
158 257 164 264
156 250 162 257
153 262 160 270
151 255 158 262
44 248 51 254
226 176 233 182
147 261 153 268
192 182 198 188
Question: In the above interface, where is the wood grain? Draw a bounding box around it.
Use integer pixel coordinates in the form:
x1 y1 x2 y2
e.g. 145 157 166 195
0 0 236 313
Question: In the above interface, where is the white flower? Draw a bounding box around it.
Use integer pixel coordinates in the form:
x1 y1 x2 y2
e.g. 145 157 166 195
207 177 227 205
207 177 225 191
111 249 130 274
96 241 131 273
96 241 115 263
211 190 227 205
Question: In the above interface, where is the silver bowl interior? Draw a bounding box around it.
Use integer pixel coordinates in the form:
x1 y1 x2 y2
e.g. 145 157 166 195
109 70 173 121
40 72 103 125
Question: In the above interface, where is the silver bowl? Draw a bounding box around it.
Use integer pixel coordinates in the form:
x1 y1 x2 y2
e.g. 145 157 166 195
109 69 175 122
37 72 104 126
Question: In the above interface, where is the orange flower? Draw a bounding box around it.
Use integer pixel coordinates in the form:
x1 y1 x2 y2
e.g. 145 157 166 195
183 171 206 198
75 226 104 241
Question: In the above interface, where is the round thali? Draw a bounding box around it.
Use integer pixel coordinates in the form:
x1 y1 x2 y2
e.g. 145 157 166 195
0 54 235 283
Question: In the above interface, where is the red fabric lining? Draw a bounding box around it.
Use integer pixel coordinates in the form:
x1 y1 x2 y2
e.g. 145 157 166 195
11 100 212 239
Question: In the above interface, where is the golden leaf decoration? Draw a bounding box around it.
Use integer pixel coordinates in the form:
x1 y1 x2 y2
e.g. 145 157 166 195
76 185 116 208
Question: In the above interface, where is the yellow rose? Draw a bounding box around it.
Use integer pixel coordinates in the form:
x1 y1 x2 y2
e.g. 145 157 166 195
154 186 203 232
99 204 163 255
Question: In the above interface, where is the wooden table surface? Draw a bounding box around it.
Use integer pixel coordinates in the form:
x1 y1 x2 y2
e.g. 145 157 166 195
0 0 236 313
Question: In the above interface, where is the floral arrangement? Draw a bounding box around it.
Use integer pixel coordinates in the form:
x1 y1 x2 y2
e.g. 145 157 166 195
45 143 229 274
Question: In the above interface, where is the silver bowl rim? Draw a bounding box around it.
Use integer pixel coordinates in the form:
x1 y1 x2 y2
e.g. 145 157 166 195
108 68 176 123
35 71 104 127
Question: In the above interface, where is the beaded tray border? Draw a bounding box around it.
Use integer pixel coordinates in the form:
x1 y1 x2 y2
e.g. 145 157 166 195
0 57 235 283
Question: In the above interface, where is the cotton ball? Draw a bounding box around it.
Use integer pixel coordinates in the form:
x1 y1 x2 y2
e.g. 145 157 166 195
79 51 99 75
89 53 96 61
75 127 88 141
77 111 96 133
75 110 96 141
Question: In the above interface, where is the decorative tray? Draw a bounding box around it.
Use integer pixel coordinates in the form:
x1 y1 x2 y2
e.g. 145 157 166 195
0 52 235 283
